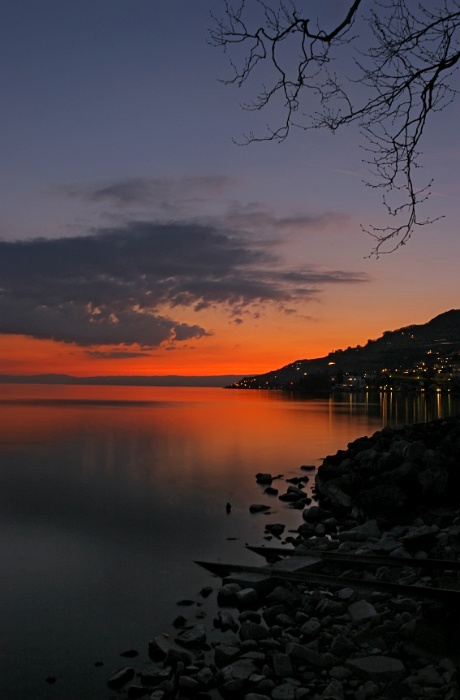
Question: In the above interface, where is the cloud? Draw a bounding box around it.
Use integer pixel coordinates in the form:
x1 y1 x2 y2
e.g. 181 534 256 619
0 220 369 348
86 350 153 359
60 176 346 238
63 175 242 216
223 202 346 236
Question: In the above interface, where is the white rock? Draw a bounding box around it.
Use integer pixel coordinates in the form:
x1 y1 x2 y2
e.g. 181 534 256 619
348 599 378 622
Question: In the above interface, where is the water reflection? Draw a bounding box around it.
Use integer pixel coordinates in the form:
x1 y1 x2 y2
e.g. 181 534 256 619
328 389 459 426
0 385 458 699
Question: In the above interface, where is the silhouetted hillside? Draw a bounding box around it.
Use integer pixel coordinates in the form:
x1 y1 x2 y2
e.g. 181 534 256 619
229 310 460 390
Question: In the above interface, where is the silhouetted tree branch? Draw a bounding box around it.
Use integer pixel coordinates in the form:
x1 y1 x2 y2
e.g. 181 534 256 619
210 1 460 255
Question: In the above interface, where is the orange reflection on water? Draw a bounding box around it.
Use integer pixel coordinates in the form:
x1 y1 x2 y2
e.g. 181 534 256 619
0 385 458 485
0 386 358 487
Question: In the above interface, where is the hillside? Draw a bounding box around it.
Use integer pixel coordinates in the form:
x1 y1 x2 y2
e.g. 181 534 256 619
228 309 460 390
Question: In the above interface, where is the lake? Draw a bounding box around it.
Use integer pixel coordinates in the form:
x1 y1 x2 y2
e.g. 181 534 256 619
0 384 459 699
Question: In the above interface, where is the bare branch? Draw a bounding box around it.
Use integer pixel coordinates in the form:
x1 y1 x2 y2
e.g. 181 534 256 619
210 0 460 255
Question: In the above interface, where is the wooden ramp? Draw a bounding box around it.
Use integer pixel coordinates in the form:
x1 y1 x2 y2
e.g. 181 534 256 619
194 557 460 604
245 544 460 571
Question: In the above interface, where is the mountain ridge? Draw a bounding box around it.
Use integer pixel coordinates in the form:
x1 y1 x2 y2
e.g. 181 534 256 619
230 309 460 390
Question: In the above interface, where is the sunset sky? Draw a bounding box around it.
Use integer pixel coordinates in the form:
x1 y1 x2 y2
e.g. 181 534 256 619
1 0 459 378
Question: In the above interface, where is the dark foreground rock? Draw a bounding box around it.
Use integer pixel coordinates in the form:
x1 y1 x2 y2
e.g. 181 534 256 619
315 415 460 524
107 415 460 700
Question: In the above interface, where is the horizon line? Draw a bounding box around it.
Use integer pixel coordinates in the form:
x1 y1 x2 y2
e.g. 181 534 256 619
0 373 248 387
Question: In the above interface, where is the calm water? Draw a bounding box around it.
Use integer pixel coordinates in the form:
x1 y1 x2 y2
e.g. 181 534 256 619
0 384 459 699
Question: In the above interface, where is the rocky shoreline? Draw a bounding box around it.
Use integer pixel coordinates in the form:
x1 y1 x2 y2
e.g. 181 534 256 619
107 415 460 700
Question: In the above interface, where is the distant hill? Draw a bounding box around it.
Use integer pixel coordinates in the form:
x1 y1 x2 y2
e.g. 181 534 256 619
229 309 460 390
0 374 243 388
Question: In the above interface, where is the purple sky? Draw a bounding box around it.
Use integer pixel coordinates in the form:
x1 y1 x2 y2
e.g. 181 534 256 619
0 1 459 375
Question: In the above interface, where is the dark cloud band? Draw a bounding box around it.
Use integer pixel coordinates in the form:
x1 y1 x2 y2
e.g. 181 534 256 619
0 221 368 348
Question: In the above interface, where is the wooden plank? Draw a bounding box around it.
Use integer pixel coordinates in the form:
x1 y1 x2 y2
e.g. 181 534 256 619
194 560 460 603
245 544 460 572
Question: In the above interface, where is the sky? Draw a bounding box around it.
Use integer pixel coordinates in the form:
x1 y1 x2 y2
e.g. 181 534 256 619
1 0 459 378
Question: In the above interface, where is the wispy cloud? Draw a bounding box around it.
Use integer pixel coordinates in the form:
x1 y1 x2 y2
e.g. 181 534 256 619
60 175 348 238
86 350 153 359
62 175 243 219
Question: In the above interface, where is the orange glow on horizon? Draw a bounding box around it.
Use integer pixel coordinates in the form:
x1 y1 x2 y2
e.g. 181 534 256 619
0 332 337 377
0 299 450 379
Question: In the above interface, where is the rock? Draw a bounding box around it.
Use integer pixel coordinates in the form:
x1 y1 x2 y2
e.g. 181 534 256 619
348 599 378 622
287 485 304 496
200 586 213 598
175 623 207 648
329 665 352 680
330 634 356 657
272 652 293 678
403 440 427 462
400 525 437 553
215 610 239 632
249 504 271 513
336 587 354 601
218 583 242 606
414 664 445 686
290 498 310 508
338 519 381 542
239 621 270 642
345 656 406 682
355 680 380 699
178 675 200 691
214 645 241 667
219 658 258 682
300 618 321 640
265 487 279 496
148 635 171 660
195 666 215 687
286 642 327 668
319 481 353 509
279 492 302 502
302 506 330 523
219 678 247 698
236 587 259 609
107 667 135 689
240 610 262 623
356 483 407 519
256 473 274 484
149 691 167 700
262 604 286 625
295 690 310 700
164 646 193 667
266 586 303 608
172 614 187 628
265 523 285 537
322 679 344 699
139 664 172 685
271 683 296 700
272 613 293 630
